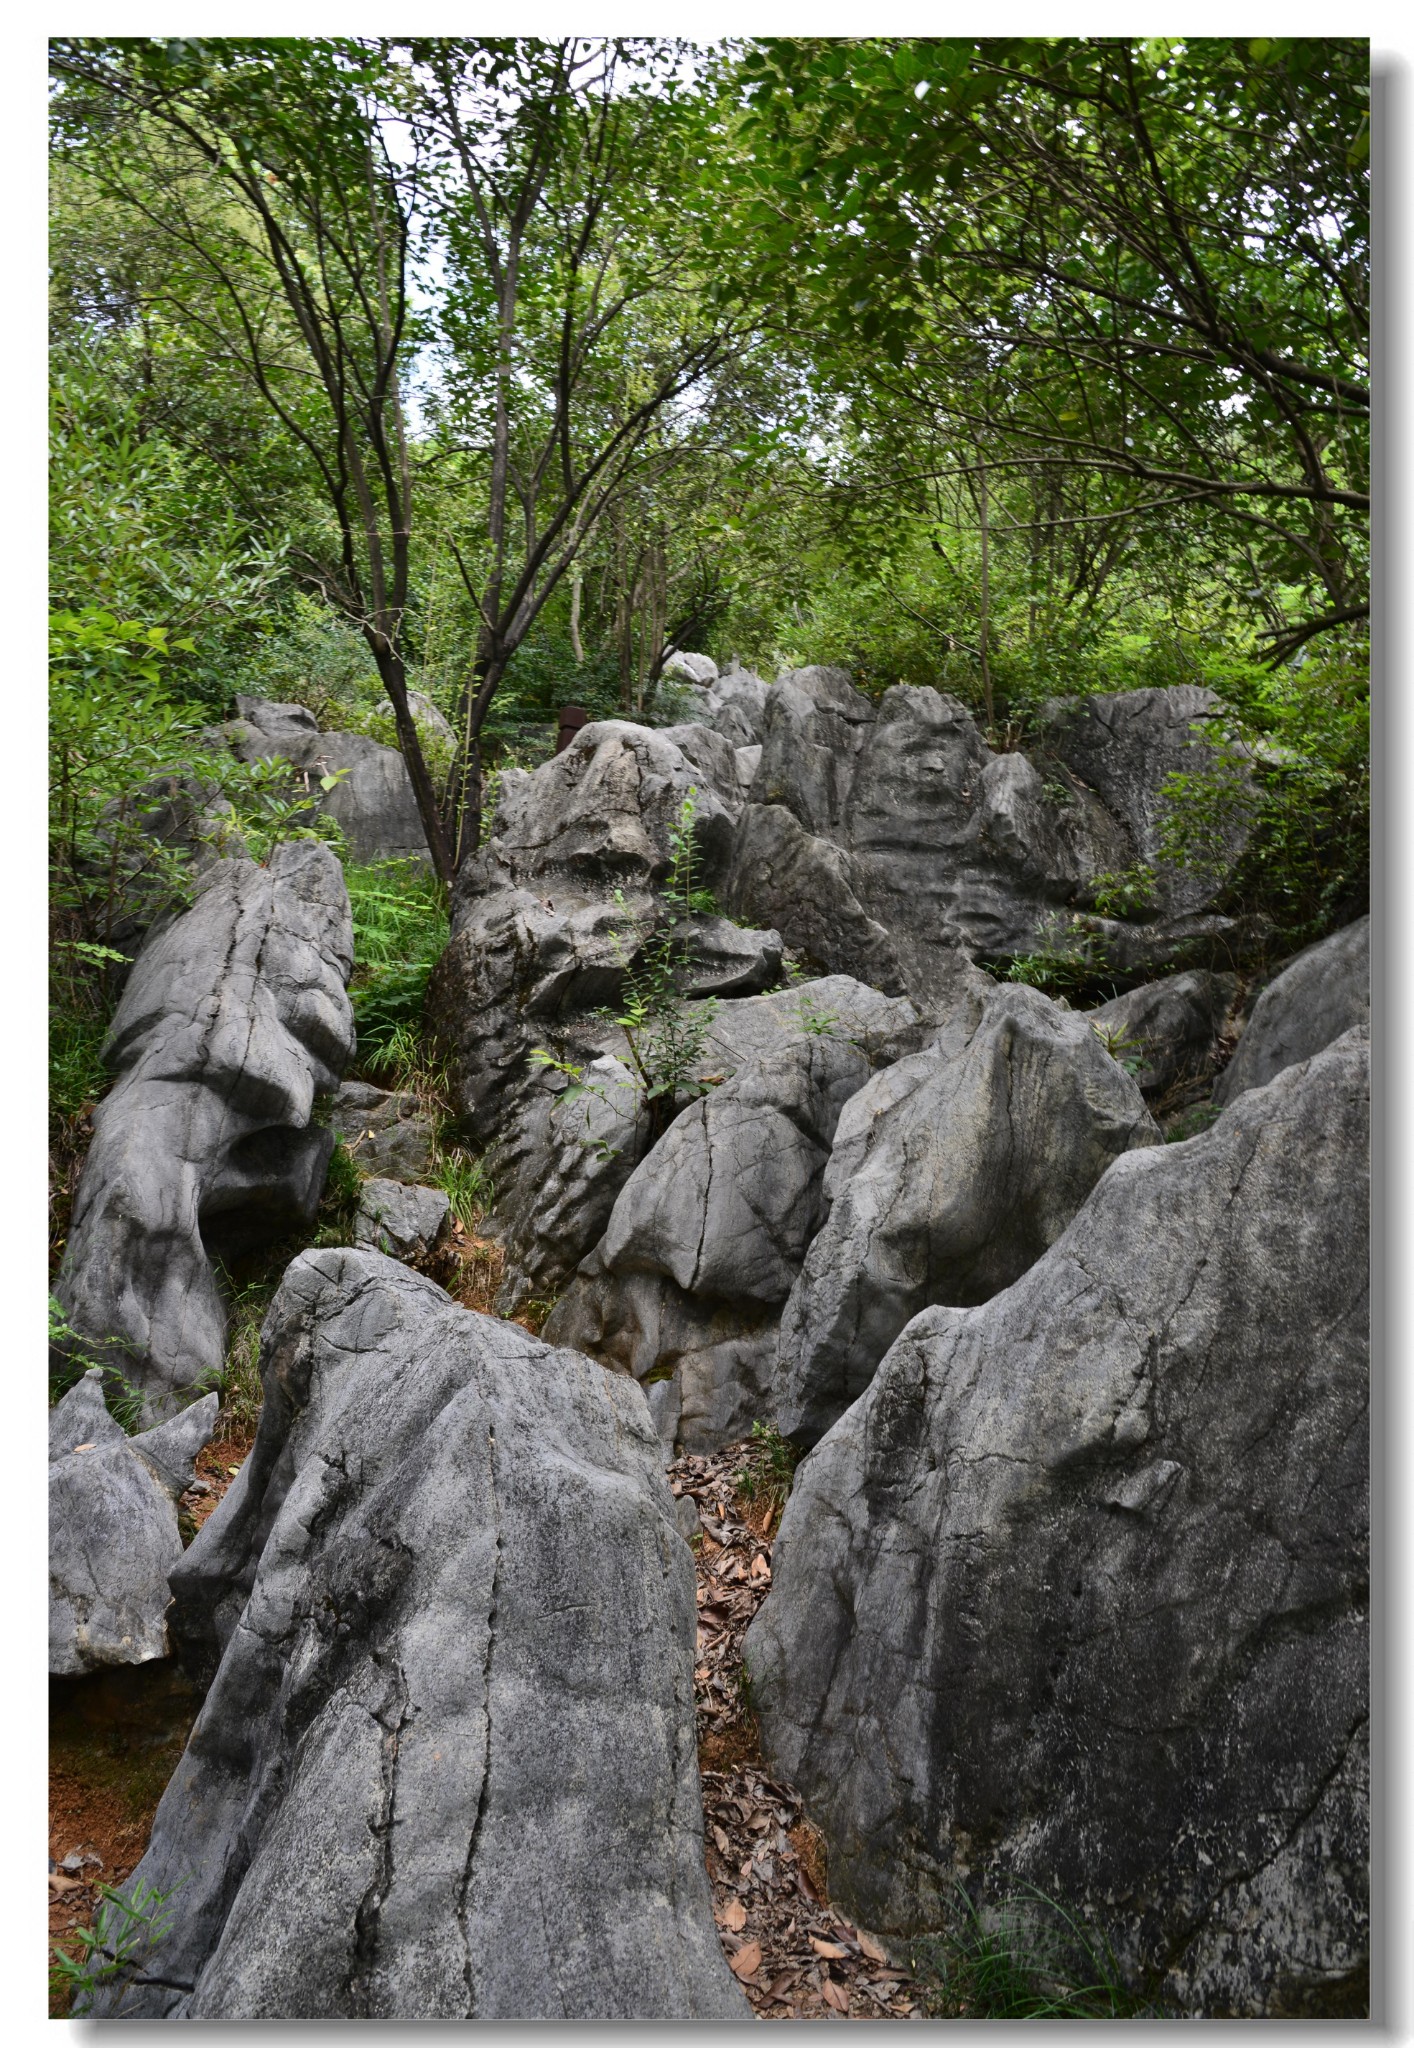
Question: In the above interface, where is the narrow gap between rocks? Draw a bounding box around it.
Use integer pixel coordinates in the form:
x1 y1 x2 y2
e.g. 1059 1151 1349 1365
669 1437 920 2021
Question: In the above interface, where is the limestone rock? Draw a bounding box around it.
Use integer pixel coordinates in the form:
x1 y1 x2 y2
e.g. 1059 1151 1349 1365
721 803 905 995
54 843 355 1418
661 649 719 687
544 990 902 1450
492 1056 647 1315
353 1178 451 1260
431 722 777 1145
232 697 427 863
329 1079 438 1182
745 1029 1369 2018
845 686 1131 985
1087 969 1239 1097
1216 916 1369 1105
50 1378 220 1675
753 665 876 838
775 983 1160 1444
455 719 736 910
91 1250 747 2021
1039 685 1255 916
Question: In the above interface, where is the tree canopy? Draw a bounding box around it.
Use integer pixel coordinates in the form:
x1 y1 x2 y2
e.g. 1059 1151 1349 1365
49 33 1369 895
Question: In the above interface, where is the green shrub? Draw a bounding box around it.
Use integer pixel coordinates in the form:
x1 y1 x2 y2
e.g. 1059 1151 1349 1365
344 859 450 1068
908 1882 1161 2020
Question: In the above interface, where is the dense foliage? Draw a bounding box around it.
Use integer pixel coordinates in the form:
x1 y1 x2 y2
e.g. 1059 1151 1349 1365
49 33 1369 1110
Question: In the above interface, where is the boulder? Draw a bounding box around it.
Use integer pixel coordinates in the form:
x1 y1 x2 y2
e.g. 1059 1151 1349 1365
455 719 736 910
660 649 719 687
721 803 906 995
491 1055 647 1315
1039 685 1255 916
50 1375 219 1675
745 1028 1369 2018
90 1250 746 2021
230 696 427 863
1087 969 1239 1097
753 666 876 838
431 723 778 1145
653 722 747 818
774 983 1160 1444
353 1178 451 1261
542 977 929 1452
1216 916 1369 1105
54 843 355 1419
330 1079 438 1182
845 686 1131 985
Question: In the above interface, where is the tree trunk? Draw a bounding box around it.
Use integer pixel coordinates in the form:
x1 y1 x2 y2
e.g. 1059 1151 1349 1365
368 639 455 884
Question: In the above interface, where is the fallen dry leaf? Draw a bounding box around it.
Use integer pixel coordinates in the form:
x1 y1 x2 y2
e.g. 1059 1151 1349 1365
822 1975 850 2012
857 1928 889 1963
729 1939 763 1980
712 1824 731 1855
719 1898 747 1932
48 1874 84 1896
810 1935 850 1959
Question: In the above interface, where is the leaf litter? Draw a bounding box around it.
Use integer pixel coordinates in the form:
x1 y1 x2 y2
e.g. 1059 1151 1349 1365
669 1437 919 2021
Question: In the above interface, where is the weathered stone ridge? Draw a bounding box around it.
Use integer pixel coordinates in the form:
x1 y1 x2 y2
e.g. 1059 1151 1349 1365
90 1250 746 2020
54 842 355 1418
745 1029 1369 2018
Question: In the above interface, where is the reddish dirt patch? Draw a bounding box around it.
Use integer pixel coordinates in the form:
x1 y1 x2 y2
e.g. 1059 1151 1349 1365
671 1439 919 2020
48 1662 203 2015
183 1424 258 1536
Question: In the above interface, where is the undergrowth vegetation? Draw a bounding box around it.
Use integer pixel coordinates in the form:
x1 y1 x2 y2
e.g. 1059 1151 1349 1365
907 1883 1162 2020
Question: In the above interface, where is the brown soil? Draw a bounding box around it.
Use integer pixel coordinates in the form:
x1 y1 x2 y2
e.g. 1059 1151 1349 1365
671 1438 920 2020
48 1661 203 2016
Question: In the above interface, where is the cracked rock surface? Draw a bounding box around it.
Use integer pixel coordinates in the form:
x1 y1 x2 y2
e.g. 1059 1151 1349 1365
774 981 1160 1445
230 695 428 863
541 977 934 1453
53 842 354 1419
745 1027 1369 2018
49 1371 219 1675
86 1249 747 2021
430 719 779 1145
1216 914 1369 1105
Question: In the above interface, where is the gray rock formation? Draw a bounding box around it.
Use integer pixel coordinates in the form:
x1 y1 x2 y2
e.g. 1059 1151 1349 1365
718 673 1256 998
50 1375 219 1675
676 663 770 747
542 976 934 1452
89 1250 746 2021
660 649 719 688
54 843 355 1419
1216 915 1369 1105
1039 685 1256 916
722 803 906 994
492 1055 647 1315
430 721 780 1144
1087 968 1239 1097
745 1028 1369 2018
753 665 877 838
775 982 1160 1443
353 1178 451 1260
330 1079 438 1182
231 696 427 863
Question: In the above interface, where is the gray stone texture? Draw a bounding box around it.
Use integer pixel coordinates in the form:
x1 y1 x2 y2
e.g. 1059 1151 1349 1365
232 695 429 864
1039 684 1256 916
329 1079 438 1182
1216 915 1369 1105
721 802 906 994
775 982 1160 1444
91 1249 746 2021
542 976 931 1452
1087 968 1239 1097
430 721 779 1145
353 1178 451 1260
54 843 355 1418
745 1028 1369 2018
50 1376 219 1675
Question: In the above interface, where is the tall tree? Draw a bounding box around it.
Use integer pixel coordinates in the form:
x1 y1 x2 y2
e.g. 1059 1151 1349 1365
733 36 1369 662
